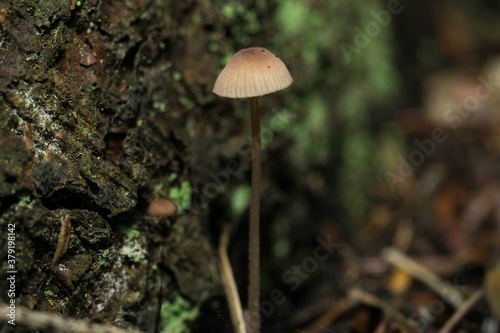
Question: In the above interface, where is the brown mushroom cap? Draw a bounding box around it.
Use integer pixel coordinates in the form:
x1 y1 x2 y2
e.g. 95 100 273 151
147 198 178 217
213 47 293 99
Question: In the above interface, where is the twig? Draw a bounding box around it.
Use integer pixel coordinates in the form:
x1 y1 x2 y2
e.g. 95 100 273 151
0 302 143 333
359 253 473 277
373 317 389 333
381 247 465 309
438 289 484 333
53 214 71 265
348 288 420 333
300 298 351 333
218 225 246 333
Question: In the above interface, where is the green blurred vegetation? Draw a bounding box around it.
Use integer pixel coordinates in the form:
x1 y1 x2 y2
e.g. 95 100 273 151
272 0 402 226
161 295 199 333
217 0 406 232
213 0 414 307
169 181 193 214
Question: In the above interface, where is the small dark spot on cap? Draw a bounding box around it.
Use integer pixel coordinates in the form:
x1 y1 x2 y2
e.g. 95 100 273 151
275 55 278 57
268 66 270 68
261 49 265 52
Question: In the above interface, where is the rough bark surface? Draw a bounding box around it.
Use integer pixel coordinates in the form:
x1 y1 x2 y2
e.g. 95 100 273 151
0 0 236 331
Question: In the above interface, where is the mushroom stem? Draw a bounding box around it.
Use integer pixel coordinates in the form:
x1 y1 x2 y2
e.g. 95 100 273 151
248 96 261 332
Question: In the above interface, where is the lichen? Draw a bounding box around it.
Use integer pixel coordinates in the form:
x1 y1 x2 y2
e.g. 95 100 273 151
11 86 63 159
119 239 146 263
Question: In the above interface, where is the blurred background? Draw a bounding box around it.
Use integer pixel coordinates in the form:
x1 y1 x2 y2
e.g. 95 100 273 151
201 0 500 331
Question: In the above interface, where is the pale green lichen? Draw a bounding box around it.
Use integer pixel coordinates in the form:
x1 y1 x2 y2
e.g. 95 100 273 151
118 226 145 262
119 239 146 263
11 86 63 158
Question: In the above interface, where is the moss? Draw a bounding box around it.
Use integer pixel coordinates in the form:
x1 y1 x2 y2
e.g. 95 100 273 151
118 226 140 240
220 2 260 45
44 289 57 307
178 96 189 106
160 295 199 333
167 173 178 182
168 181 192 214
208 42 219 53
17 195 34 207
172 71 182 82
221 3 240 19
153 102 167 113
230 185 250 217
268 108 295 133
272 0 401 226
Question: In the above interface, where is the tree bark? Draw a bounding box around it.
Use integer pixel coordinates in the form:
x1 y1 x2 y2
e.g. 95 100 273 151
0 0 230 331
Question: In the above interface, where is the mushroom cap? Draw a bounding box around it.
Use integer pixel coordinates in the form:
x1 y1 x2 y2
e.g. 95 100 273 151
213 47 293 98
147 198 178 217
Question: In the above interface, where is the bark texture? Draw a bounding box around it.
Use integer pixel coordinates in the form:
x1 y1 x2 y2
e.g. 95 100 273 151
0 0 240 331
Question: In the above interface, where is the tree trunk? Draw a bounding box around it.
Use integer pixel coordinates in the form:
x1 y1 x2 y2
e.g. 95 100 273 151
0 0 230 331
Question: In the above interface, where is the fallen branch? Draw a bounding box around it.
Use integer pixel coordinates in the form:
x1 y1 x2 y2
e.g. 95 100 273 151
300 298 351 333
0 302 143 333
382 247 465 309
348 288 421 333
438 289 484 333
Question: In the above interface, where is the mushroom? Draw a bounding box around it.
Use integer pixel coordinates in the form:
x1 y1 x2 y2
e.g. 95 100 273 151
213 47 293 331
147 198 178 217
